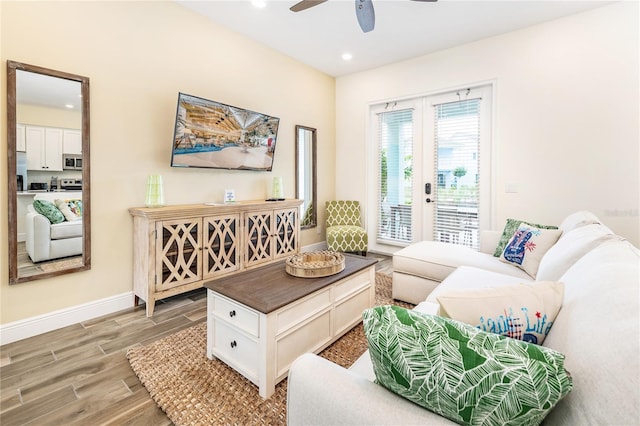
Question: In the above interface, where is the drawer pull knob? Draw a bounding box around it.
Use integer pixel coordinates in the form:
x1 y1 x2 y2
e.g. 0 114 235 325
229 310 236 317
230 340 237 348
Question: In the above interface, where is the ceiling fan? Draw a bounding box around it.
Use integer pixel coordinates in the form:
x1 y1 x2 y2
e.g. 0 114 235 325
290 0 438 33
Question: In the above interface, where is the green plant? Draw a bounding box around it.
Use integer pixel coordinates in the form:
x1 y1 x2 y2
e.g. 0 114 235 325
380 149 388 198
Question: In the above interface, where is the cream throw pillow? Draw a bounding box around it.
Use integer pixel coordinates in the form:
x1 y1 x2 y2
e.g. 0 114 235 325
436 281 564 345
55 199 82 222
500 223 563 277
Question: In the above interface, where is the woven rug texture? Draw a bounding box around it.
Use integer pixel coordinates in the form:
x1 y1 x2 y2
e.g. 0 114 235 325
127 272 411 425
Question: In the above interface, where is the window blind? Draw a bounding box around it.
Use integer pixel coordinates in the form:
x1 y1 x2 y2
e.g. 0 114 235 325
433 98 481 250
376 108 414 243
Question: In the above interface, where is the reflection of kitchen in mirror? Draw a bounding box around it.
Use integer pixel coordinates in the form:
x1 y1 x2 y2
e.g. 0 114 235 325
15 69 84 277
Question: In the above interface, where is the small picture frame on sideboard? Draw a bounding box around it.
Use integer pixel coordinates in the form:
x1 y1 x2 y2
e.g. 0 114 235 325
224 189 236 203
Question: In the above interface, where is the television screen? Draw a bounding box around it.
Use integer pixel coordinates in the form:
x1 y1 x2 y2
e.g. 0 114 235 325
170 93 280 171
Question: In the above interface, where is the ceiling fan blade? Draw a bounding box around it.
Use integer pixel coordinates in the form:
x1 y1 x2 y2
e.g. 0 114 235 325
290 0 328 12
355 0 375 33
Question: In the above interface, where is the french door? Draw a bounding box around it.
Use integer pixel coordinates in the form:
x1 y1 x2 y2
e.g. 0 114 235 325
369 85 492 253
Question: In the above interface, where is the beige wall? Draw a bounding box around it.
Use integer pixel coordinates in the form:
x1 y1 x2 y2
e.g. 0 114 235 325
336 2 639 247
0 1 335 324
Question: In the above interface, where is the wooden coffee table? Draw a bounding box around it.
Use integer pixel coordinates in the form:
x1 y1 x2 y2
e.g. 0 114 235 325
205 254 377 398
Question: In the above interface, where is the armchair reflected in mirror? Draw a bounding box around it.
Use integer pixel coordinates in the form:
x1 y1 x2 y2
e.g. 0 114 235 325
7 61 91 284
295 125 317 229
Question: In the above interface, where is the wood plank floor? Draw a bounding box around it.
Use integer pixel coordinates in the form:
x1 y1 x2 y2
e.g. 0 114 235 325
0 253 391 426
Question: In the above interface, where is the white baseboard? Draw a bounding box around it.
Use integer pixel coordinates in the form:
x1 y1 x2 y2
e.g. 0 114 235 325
2 244 327 345
0 292 134 345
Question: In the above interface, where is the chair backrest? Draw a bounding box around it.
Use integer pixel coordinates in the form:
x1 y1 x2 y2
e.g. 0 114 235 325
326 201 362 227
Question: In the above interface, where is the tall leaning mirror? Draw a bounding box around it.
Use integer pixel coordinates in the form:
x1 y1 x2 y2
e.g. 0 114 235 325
7 61 91 284
295 125 317 229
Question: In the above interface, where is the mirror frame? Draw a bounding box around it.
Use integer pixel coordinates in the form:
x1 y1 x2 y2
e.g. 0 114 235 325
295 125 317 230
7 60 91 284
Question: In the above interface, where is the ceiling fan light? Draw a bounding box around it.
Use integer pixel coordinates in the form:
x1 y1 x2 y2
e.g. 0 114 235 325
342 53 353 61
251 0 266 9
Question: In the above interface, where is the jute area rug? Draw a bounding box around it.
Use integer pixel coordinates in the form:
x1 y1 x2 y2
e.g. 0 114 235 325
126 272 412 426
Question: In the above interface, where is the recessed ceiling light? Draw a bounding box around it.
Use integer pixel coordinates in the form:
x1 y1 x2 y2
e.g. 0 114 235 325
251 0 266 8
65 104 74 109
342 53 353 61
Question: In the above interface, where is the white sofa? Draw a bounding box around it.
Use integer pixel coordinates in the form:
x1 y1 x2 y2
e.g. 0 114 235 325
287 212 639 425
25 192 83 262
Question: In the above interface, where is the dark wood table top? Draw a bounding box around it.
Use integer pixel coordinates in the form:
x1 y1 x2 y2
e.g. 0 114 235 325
205 254 378 314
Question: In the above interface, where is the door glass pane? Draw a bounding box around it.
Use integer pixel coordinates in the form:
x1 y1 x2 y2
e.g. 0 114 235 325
377 109 413 243
434 99 480 250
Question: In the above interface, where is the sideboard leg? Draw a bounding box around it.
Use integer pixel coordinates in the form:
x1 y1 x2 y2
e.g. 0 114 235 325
146 301 155 317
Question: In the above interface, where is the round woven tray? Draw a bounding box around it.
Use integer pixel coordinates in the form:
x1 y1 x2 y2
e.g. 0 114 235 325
285 251 346 278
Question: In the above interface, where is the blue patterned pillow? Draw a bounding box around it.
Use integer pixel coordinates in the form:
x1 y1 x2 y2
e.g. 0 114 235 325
494 219 558 257
363 305 573 426
499 224 563 277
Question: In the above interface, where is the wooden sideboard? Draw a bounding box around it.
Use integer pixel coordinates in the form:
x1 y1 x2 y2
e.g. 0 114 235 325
129 199 302 316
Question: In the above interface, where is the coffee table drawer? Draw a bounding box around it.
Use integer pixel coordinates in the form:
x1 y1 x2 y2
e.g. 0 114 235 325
276 309 332 377
276 288 331 334
211 293 259 337
213 320 258 382
334 286 370 336
333 270 371 302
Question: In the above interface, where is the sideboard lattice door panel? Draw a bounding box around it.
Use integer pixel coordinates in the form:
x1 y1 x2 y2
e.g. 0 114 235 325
204 214 240 278
156 218 202 290
274 208 298 259
245 211 273 267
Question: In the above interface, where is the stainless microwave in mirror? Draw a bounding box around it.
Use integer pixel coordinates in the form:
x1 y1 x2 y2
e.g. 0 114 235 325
63 154 83 170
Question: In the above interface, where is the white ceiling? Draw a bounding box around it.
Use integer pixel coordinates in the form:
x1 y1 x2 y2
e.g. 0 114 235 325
177 0 613 77
16 69 82 110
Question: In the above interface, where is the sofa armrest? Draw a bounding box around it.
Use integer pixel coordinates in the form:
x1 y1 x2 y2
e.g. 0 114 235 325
287 353 453 426
480 230 501 254
25 210 51 262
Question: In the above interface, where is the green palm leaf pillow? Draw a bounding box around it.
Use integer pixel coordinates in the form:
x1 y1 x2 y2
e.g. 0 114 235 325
363 305 573 426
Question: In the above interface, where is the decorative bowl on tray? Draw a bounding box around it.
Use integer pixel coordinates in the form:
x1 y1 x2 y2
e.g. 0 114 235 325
285 250 346 278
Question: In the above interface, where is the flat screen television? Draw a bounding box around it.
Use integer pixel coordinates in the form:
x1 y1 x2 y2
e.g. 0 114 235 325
170 92 280 171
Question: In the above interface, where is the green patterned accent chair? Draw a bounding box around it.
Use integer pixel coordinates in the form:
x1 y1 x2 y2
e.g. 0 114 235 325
301 201 314 227
326 200 368 256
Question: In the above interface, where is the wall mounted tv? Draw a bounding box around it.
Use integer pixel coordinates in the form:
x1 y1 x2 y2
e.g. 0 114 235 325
170 93 280 171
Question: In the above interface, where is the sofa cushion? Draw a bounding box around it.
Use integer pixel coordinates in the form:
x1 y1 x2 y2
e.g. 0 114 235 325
536 223 619 281
33 199 65 224
50 220 83 239
436 281 564 345
499 224 562 278
426 266 530 302
558 210 600 233
363 305 573 426
493 218 558 257
394 241 531 284
543 240 640 425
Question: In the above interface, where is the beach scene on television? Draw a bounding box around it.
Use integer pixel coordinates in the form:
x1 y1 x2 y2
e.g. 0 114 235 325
171 93 279 171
